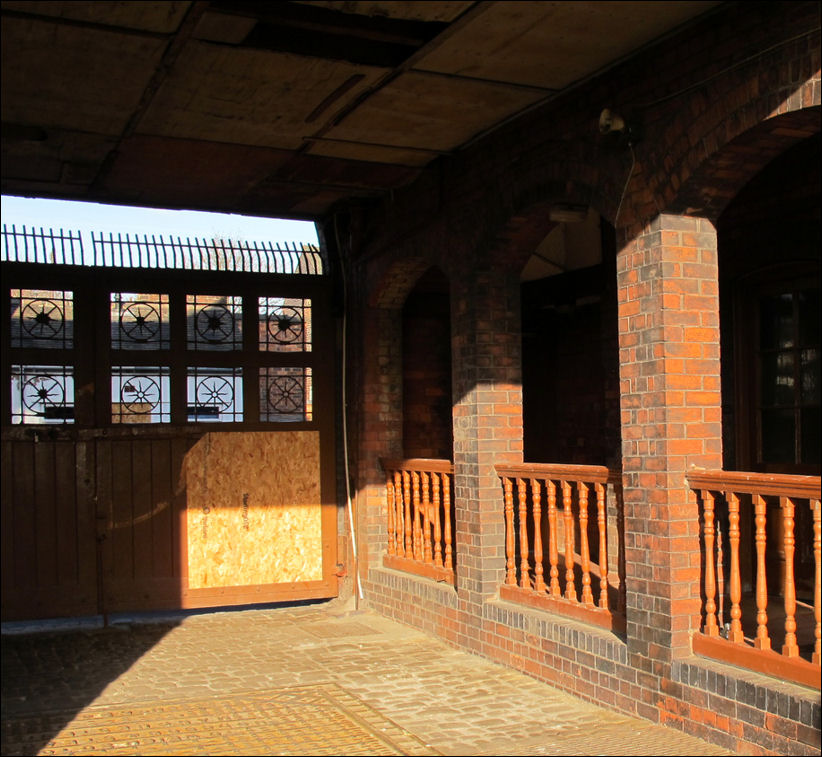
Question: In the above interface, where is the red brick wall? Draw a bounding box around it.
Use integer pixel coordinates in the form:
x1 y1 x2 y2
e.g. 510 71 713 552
338 3 821 754
402 268 452 459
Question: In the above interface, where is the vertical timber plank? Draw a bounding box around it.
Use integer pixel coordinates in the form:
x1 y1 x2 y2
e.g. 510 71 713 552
110 439 134 582
13 441 36 590
34 440 58 589
1 440 15 601
54 440 79 588
132 439 153 580
151 438 173 580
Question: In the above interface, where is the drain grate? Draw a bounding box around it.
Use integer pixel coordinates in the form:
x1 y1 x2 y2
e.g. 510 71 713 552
1 684 438 756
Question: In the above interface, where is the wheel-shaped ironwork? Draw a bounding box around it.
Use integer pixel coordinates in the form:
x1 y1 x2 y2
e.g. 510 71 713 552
119 302 160 342
120 375 161 412
22 375 65 414
195 375 234 410
267 375 304 414
266 307 303 344
195 305 234 344
22 298 64 339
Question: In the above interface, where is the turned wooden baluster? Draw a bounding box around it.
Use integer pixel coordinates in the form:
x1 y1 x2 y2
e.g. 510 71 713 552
781 496 799 657
596 482 609 610
396 471 406 557
726 493 744 642
812 498 820 665
578 482 594 606
422 472 432 564
615 482 627 615
386 471 396 556
517 479 530 589
432 472 443 568
753 494 770 650
547 480 560 596
702 490 720 637
412 471 422 561
443 473 453 571
562 480 577 601
531 478 546 593
504 476 517 585
402 470 412 558
717 518 725 631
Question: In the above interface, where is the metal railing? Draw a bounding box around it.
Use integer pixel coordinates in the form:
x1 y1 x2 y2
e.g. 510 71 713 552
2 224 324 274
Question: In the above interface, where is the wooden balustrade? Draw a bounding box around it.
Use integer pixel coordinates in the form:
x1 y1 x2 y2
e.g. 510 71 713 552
380 458 455 584
687 469 821 689
495 463 625 632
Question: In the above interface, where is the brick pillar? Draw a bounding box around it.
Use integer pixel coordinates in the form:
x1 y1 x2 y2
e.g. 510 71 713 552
451 264 523 634
357 306 403 582
616 214 722 682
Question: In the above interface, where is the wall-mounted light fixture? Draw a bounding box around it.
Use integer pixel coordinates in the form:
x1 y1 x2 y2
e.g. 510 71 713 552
598 108 638 145
598 109 626 135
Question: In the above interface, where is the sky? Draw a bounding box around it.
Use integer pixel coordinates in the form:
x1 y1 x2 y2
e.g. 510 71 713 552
0 195 319 247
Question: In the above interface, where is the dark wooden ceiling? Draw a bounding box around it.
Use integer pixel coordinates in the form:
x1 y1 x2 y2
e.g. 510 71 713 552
1 1 722 221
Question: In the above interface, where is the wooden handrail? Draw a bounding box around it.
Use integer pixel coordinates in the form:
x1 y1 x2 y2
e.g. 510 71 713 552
495 462 613 483
687 467 821 499
380 458 454 474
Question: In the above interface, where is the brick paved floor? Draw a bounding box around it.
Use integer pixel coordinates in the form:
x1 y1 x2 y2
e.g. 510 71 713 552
2 600 736 756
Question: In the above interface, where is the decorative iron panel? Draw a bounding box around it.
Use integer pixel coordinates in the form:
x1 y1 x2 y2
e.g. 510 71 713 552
186 294 243 350
10 289 73 349
111 367 171 423
111 293 170 350
259 297 312 352
11 365 74 424
260 367 313 422
187 367 243 422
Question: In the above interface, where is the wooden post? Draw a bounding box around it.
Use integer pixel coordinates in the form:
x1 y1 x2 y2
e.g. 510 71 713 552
504 476 517 585
727 492 744 643
532 478 546 593
781 496 799 657
702 490 720 637
517 479 530 589
596 482 609 610
547 480 560 597
562 480 576 602
753 494 770 650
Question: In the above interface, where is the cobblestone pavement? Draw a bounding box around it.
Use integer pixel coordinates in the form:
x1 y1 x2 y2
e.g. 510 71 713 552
2 600 736 756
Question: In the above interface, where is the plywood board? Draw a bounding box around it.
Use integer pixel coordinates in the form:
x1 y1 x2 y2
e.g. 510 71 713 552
185 431 323 589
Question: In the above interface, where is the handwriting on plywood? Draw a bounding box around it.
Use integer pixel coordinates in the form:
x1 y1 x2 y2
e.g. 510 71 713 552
185 431 322 589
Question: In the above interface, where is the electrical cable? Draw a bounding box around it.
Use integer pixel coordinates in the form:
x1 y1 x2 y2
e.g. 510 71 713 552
614 143 636 227
335 213 363 604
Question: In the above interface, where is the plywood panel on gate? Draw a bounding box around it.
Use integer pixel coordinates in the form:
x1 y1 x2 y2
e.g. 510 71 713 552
184 431 323 589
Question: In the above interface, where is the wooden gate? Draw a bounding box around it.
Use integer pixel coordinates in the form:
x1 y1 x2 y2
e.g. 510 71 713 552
1 234 338 621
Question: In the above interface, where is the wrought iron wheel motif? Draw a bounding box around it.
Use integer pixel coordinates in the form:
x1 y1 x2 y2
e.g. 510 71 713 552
119 302 160 342
22 298 64 339
267 306 303 344
120 375 161 412
195 375 234 411
22 374 65 414
267 375 304 414
195 305 234 344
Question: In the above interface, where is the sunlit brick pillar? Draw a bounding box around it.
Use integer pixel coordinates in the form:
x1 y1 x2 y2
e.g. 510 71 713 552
616 214 722 687
451 264 523 641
